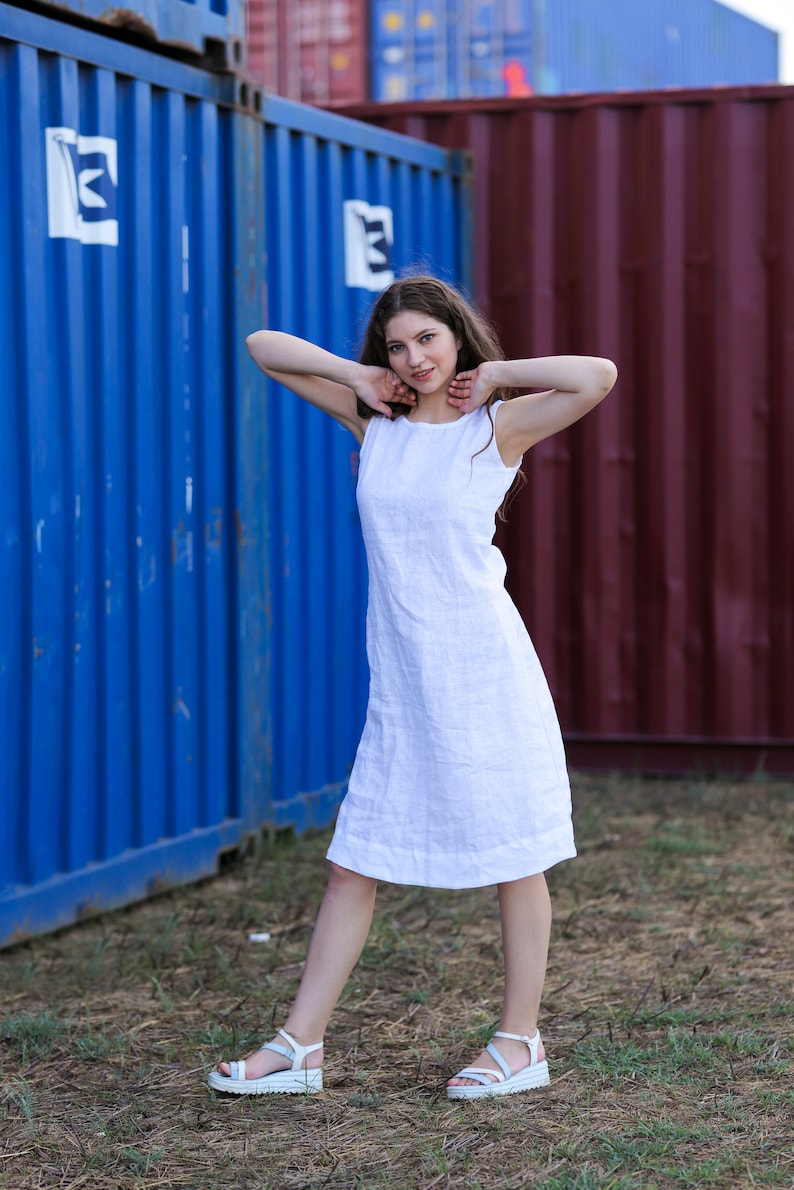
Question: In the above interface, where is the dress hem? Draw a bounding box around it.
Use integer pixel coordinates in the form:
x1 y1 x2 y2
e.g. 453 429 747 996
325 842 577 889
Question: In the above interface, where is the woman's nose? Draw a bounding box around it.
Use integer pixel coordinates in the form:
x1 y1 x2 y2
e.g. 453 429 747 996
406 343 423 365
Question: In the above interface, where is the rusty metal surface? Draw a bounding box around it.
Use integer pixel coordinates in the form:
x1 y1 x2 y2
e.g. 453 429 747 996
20 0 245 65
342 89 794 765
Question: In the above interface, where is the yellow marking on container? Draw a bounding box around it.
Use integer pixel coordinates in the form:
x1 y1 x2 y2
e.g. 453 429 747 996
385 75 407 99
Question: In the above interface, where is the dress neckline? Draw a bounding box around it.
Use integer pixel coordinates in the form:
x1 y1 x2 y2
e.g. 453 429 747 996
401 410 473 428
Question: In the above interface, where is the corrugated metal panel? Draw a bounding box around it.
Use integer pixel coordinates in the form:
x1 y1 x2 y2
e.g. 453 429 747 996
245 0 368 105
0 4 259 944
246 0 294 98
258 95 472 831
340 89 794 772
0 4 471 945
372 0 458 101
369 0 777 102
538 0 778 93
16 0 245 66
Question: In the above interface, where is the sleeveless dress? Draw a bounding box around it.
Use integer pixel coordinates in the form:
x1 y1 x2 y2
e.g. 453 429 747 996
326 401 576 888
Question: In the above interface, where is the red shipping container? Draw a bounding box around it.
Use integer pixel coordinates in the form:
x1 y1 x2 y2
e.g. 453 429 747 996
341 88 794 774
246 0 367 105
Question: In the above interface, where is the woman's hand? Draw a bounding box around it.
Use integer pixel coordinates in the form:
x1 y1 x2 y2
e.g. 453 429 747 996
354 366 417 417
447 363 497 414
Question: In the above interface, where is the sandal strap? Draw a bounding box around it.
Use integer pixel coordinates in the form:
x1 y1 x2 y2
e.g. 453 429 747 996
493 1030 541 1064
485 1042 511 1080
453 1066 504 1087
261 1042 293 1061
262 1028 323 1072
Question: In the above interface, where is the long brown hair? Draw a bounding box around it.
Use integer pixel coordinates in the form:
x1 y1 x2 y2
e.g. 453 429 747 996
358 275 510 416
358 275 524 516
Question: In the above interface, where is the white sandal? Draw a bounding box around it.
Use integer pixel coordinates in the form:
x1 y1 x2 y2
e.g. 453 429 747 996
207 1028 323 1095
446 1029 550 1100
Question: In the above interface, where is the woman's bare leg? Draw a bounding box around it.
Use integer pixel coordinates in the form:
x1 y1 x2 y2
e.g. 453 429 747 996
447 871 551 1086
219 862 377 1078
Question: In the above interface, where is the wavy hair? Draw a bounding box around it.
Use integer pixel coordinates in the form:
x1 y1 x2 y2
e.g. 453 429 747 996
357 275 524 516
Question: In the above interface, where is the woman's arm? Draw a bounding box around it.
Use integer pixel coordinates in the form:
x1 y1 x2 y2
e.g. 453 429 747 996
448 356 618 465
246 330 415 442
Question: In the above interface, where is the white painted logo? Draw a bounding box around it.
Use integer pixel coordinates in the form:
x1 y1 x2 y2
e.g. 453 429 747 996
344 199 394 291
45 127 119 246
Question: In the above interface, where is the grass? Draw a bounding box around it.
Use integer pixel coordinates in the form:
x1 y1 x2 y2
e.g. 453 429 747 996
0 775 792 1188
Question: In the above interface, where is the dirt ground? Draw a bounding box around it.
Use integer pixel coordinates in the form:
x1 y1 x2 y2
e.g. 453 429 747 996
1 774 792 1189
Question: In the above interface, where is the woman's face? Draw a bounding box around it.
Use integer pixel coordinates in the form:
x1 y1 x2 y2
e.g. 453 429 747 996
384 309 461 398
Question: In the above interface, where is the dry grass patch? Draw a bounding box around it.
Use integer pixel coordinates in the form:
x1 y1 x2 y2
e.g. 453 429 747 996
1 775 792 1188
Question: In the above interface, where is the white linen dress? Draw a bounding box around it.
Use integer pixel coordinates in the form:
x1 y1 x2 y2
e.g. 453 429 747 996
326 401 576 888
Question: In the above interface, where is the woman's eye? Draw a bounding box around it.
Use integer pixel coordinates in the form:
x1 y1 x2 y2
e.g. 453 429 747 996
388 343 403 353
420 334 434 343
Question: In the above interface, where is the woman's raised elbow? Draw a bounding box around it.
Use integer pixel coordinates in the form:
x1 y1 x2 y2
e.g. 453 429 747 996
593 357 618 399
246 330 277 373
246 330 265 359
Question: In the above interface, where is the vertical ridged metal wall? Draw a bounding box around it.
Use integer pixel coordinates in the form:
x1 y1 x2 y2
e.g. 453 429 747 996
258 95 471 832
369 0 778 102
0 7 252 945
536 0 778 93
0 4 471 945
343 89 794 773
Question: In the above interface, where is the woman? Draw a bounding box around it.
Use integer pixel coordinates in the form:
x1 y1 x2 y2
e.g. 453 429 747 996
208 276 617 1100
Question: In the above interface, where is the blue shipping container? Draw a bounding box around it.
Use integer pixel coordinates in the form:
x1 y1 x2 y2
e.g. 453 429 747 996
258 94 472 835
0 2 471 946
371 0 778 100
538 0 778 93
24 0 245 67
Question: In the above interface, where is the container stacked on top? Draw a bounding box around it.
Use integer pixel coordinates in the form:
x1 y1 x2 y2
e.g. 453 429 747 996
242 0 778 106
21 0 245 67
246 0 368 105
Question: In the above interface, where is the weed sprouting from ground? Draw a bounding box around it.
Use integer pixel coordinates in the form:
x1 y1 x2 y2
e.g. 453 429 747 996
0 775 792 1188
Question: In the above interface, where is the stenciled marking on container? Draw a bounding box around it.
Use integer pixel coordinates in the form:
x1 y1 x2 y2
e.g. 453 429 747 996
45 127 119 246
343 199 394 290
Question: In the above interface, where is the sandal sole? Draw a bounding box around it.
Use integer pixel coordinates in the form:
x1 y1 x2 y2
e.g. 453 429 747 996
446 1059 550 1100
207 1069 323 1096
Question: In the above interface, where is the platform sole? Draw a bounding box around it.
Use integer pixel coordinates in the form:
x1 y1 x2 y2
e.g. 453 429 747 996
207 1068 323 1096
446 1059 550 1100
